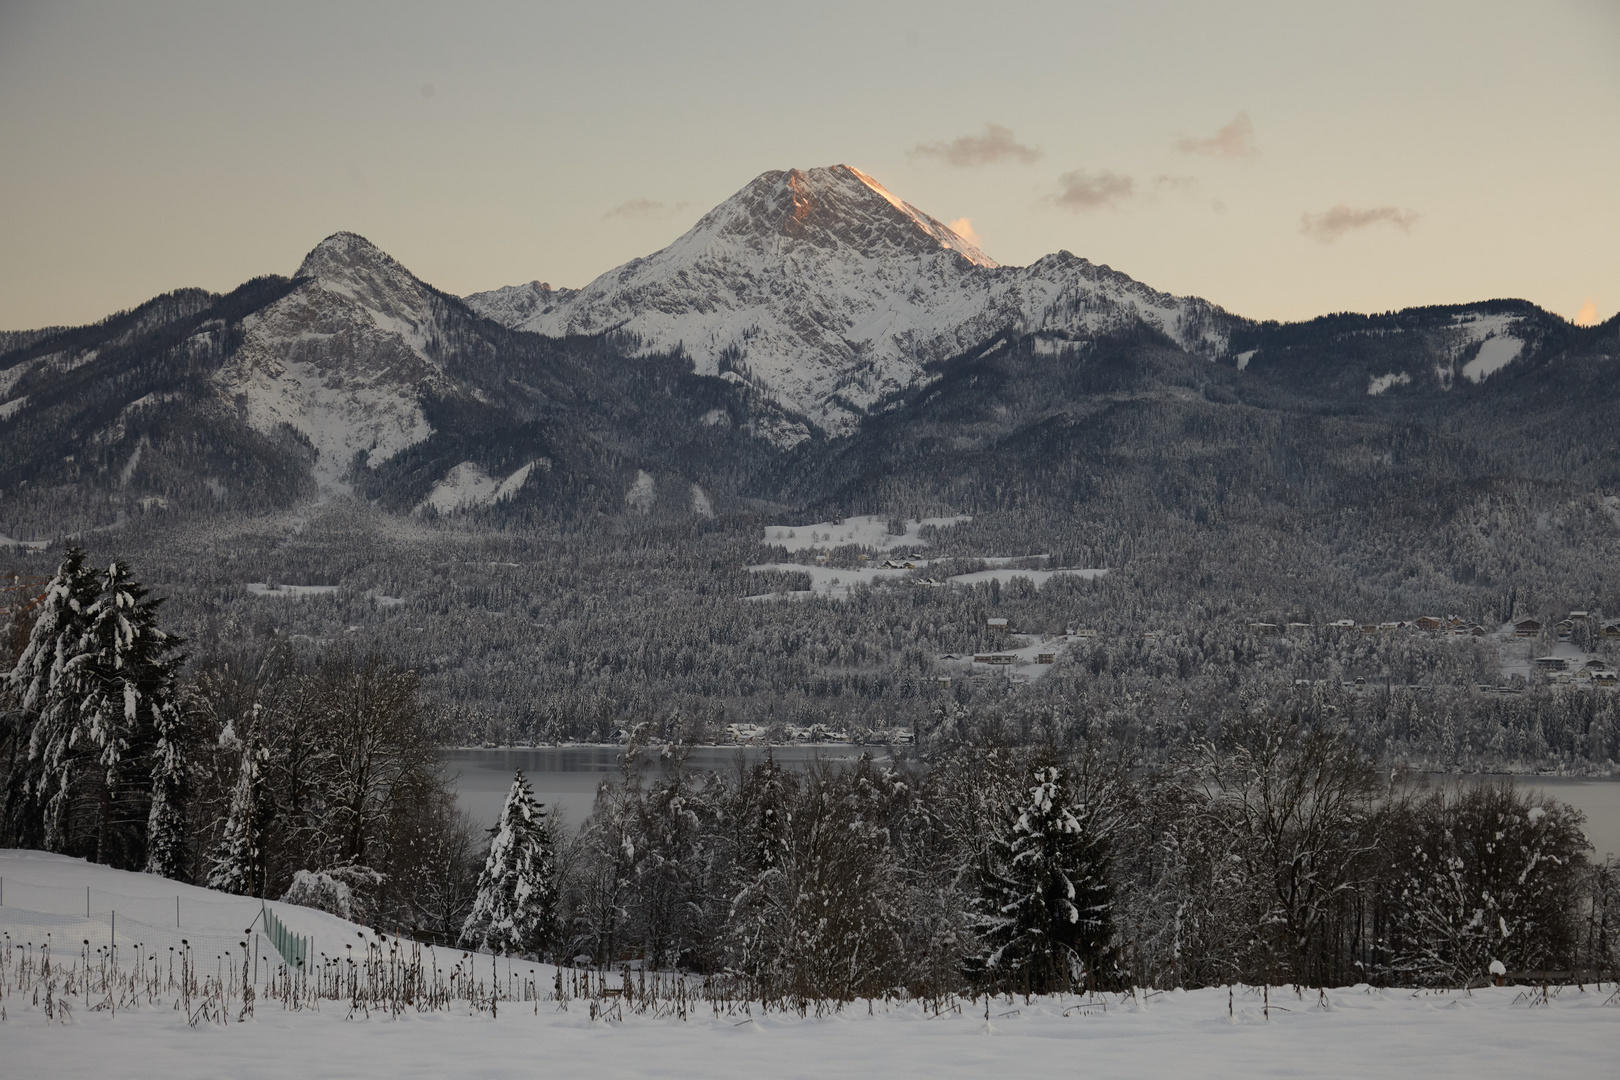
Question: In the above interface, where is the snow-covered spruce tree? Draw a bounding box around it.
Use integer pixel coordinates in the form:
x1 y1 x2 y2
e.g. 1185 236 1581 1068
460 771 556 957
969 761 1116 995
4 546 101 852
77 560 185 871
206 709 272 896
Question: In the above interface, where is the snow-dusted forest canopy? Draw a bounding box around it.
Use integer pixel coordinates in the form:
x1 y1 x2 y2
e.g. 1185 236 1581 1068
3 550 1617 997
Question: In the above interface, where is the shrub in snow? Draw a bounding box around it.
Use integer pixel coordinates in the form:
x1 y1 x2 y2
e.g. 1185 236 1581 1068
283 865 385 922
1383 783 1587 984
460 770 556 957
969 760 1115 994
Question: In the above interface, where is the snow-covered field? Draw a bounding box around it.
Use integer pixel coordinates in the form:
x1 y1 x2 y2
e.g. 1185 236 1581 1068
415 460 535 514
245 583 340 598
946 567 1108 588
744 561 928 601
744 559 1108 602
0 531 49 550
3 851 1616 1078
7 968 1617 1079
762 514 970 553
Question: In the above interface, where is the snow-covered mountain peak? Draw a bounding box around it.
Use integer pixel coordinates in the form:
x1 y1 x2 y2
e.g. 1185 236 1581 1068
696 164 997 269
466 165 1235 439
297 231 389 277
294 232 436 320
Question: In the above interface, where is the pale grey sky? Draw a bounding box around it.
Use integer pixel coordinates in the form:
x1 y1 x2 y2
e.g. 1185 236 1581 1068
2 0 1616 330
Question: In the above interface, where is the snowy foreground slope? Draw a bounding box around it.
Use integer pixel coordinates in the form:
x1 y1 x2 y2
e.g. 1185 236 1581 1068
4 851 1617 1080
8 972 1617 1080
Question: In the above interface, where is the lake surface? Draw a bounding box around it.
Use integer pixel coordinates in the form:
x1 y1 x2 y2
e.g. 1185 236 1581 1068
441 744 874 832
441 747 1620 859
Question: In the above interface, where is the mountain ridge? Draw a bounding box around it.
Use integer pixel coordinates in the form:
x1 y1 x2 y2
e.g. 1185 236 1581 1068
0 166 1614 543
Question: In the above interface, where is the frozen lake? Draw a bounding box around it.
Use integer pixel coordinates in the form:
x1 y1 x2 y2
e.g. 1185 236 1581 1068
442 748 1620 858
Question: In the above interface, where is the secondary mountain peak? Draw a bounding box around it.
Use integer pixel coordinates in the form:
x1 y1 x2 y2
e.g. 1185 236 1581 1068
297 231 393 278
215 233 460 493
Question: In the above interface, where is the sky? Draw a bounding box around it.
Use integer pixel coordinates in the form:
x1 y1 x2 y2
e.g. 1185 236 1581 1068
1 0 1616 331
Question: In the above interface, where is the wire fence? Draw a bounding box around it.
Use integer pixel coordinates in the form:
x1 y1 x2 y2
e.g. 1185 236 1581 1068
261 903 310 969
0 875 301 988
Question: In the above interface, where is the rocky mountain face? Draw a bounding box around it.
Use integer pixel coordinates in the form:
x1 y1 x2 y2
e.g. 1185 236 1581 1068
216 233 461 494
465 165 1236 441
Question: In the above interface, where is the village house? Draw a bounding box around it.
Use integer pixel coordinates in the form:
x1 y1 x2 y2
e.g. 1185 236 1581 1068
1513 618 1543 637
1036 652 1057 664
1604 622 1620 639
1535 656 1568 672
1415 616 1442 632
974 653 1016 665
1555 619 1576 639
986 617 1009 631
1249 622 1281 636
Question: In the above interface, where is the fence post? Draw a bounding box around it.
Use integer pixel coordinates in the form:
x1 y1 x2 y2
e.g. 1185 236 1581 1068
87 885 90 917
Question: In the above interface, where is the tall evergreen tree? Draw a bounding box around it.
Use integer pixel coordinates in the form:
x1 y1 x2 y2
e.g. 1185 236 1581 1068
144 696 190 879
5 546 101 852
78 560 185 869
460 771 556 956
970 762 1115 994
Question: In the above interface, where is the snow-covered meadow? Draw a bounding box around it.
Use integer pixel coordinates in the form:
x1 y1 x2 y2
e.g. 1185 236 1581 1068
749 519 1109 602
761 514 971 553
3 850 1616 1079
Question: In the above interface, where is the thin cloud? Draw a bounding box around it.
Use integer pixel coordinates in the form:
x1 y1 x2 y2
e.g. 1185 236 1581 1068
1176 112 1260 160
1300 204 1421 243
1050 170 1135 211
909 123 1042 167
946 217 982 247
604 198 689 220
1573 298 1599 327
1151 174 1198 193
